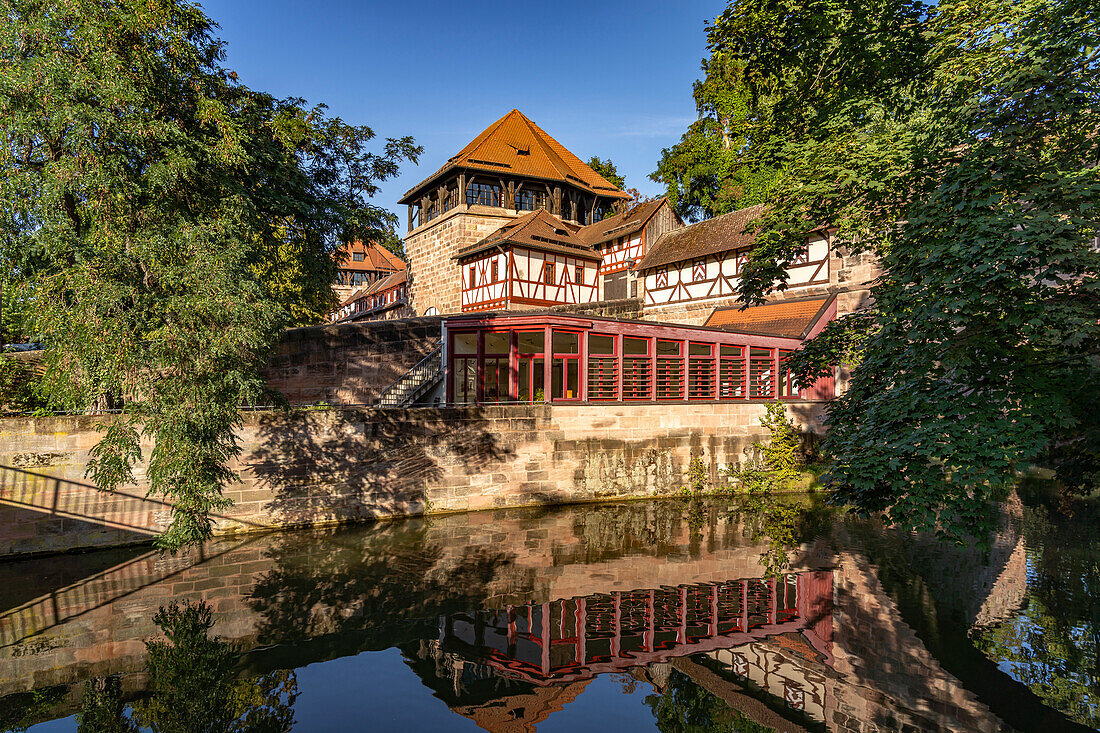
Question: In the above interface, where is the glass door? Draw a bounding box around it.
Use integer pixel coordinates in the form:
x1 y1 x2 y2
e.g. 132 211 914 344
516 330 546 403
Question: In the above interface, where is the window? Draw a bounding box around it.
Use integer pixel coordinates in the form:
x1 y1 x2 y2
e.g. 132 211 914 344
483 331 510 402
517 331 546 403
779 349 799 398
469 265 476 288
544 262 555 285
588 334 618 400
622 337 651 399
452 332 478 404
551 331 581 400
656 339 684 400
516 189 548 211
491 259 499 283
688 342 715 399
719 345 745 399
750 347 775 398
352 252 365 262
575 264 584 285
467 182 502 207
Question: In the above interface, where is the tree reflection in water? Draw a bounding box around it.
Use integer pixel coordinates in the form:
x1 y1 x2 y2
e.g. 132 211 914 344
77 602 297 733
645 670 775 733
971 488 1100 728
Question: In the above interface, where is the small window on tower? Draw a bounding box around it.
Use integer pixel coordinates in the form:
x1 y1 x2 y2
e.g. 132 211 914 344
544 262 555 285
469 265 476 288
491 259 499 283
575 264 584 285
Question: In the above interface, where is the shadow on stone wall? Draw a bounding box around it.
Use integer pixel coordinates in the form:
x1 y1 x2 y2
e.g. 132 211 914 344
245 409 516 524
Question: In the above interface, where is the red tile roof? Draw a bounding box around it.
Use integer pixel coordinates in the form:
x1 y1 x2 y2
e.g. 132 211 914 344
704 297 832 339
636 205 766 271
400 110 630 204
453 209 600 261
338 240 406 273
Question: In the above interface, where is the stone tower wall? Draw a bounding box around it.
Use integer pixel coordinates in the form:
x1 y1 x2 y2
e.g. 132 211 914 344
405 205 517 315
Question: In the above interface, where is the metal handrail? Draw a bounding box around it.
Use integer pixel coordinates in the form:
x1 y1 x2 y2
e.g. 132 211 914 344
375 343 443 408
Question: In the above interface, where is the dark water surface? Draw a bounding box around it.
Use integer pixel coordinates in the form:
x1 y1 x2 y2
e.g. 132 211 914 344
2 489 1097 732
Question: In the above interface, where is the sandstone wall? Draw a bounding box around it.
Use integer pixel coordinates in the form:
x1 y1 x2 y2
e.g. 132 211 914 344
261 316 442 406
0 401 826 557
0 502 789 703
405 206 517 316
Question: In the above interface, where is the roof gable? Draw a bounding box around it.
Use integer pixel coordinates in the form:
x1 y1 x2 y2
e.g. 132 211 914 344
577 197 670 246
636 205 766 271
454 209 599 261
338 240 406 273
401 110 629 203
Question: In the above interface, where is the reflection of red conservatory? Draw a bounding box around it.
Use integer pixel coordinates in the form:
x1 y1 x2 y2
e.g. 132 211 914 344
437 571 833 685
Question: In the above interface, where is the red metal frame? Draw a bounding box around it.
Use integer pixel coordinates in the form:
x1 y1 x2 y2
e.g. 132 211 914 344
445 313 835 404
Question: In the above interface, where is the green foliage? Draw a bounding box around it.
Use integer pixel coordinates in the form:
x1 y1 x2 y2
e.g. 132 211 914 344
732 403 803 494
686 455 709 495
586 156 626 190
646 669 776 732
681 0 1100 541
77 677 136 733
129 601 298 732
726 403 810 572
650 51 779 222
0 0 419 547
967 493 1100 727
0 354 47 414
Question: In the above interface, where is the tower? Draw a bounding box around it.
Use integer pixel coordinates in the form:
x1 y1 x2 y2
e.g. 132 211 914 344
399 109 629 315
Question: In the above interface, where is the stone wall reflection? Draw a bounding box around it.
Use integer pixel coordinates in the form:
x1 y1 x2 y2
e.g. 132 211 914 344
0 497 1040 733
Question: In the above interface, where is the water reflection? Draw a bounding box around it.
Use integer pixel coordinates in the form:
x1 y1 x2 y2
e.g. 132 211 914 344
0 491 1097 732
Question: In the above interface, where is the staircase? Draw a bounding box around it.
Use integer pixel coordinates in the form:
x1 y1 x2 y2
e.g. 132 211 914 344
375 343 443 408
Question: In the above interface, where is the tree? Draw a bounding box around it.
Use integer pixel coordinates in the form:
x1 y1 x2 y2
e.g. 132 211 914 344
0 0 421 547
651 50 780 222
586 155 626 190
687 0 1100 541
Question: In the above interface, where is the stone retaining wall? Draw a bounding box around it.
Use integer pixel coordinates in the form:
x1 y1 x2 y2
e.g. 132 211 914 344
0 401 826 556
261 316 442 406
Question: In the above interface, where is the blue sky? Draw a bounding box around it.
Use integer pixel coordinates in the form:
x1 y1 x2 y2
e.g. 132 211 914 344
197 0 725 225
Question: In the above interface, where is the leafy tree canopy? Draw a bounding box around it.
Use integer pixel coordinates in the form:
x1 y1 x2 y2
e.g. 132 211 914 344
0 0 421 547
671 0 1100 541
587 155 626 190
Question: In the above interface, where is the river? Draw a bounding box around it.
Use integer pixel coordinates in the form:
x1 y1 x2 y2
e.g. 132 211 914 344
1 485 1096 732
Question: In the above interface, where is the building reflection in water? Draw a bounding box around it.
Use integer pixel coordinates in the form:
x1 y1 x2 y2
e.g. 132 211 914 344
2 494 1096 733
407 572 835 732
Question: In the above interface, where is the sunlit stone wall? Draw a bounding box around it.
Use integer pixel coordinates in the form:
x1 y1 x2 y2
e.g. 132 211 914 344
0 401 825 556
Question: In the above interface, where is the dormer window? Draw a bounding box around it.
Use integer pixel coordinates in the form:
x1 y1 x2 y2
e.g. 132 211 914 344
352 252 365 262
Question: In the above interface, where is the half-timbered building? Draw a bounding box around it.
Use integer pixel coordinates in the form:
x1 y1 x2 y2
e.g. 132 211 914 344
637 205 830 313
330 268 411 323
400 109 632 316
333 240 406 303
454 209 601 312
576 197 683 301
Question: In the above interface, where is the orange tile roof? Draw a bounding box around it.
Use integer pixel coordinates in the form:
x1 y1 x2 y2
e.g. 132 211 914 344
636 204 766 271
454 209 600 261
337 240 406 273
704 297 832 339
400 110 630 204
